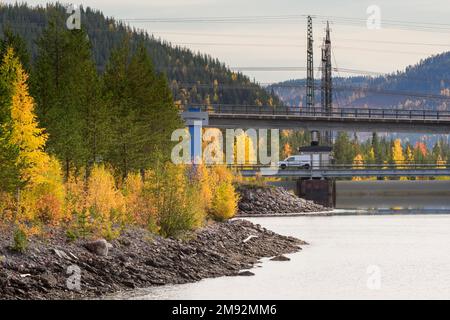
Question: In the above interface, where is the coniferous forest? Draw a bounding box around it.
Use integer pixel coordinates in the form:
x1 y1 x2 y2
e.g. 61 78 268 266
0 3 281 107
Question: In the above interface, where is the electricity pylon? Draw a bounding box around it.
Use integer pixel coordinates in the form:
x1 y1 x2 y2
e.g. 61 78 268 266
321 21 333 145
306 15 314 110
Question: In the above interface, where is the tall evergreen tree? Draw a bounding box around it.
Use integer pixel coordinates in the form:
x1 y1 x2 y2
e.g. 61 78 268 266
0 27 31 71
0 48 20 192
103 40 181 178
32 18 103 177
333 132 354 164
371 132 383 163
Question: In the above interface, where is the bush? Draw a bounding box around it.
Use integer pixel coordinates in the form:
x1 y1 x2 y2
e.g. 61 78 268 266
210 181 239 221
65 168 87 219
20 155 65 225
12 225 28 253
206 166 239 221
196 164 213 212
1 158 239 239
145 164 205 237
123 172 156 226
66 208 93 240
0 192 15 223
86 165 125 239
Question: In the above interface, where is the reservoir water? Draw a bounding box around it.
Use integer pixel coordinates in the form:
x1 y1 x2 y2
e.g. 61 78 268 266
116 181 450 300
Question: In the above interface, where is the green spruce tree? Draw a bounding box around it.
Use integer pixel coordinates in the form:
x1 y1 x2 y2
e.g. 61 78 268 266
103 39 181 178
33 18 105 177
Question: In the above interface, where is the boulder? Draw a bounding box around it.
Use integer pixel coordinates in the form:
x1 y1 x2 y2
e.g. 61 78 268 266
270 255 291 262
40 273 58 288
238 271 255 276
83 239 113 256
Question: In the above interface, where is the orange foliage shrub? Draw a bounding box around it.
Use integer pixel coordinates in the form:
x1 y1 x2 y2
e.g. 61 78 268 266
206 165 239 221
65 168 87 216
0 192 15 223
209 181 238 221
196 164 213 212
20 156 65 226
123 172 156 226
86 165 125 239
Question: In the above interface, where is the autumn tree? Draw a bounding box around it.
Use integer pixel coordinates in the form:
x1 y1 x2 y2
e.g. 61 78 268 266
405 143 414 163
282 142 293 158
0 48 64 224
366 147 376 165
1 47 47 190
414 142 428 164
4 48 48 183
352 154 364 181
392 139 405 165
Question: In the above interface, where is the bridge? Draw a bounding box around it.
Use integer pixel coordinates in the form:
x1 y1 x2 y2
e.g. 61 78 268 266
181 106 450 206
234 164 450 178
178 16 450 208
182 105 450 134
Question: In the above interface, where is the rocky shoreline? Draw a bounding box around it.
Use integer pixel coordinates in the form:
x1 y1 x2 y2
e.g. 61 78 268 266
237 185 329 216
0 219 306 300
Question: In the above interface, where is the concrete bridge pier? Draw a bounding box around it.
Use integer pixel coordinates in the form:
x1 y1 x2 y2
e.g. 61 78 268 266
296 178 336 208
181 107 209 166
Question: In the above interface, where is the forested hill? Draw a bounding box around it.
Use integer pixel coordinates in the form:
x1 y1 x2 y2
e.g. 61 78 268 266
0 3 280 107
271 51 450 110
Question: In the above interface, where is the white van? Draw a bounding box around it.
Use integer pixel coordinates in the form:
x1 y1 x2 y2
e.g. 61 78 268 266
278 155 312 170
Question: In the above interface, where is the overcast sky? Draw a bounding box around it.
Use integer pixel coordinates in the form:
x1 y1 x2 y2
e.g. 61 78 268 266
4 0 450 83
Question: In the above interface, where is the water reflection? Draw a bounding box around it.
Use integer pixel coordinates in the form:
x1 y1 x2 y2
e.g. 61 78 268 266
337 180 450 212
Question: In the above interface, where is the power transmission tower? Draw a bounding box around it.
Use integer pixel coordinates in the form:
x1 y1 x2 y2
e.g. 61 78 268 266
321 21 333 145
306 16 314 110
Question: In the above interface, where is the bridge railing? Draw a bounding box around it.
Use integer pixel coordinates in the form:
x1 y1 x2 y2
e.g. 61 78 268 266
188 105 450 121
225 162 450 171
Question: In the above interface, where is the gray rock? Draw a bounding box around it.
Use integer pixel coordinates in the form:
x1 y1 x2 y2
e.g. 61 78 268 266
52 248 71 260
270 255 291 262
238 271 255 276
40 273 58 288
83 239 113 256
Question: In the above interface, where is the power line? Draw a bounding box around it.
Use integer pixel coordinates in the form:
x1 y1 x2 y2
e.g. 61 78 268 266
152 31 450 48
5 13 450 34
173 82 450 102
159 66 383 76
122 14 450 27
121 14 450 33
169 41 439 56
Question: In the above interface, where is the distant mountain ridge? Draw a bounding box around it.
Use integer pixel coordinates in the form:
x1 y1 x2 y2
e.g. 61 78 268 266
270 51 450 110
0 3 280 107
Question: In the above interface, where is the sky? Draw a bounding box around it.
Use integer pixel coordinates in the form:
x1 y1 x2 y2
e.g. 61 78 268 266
3 0 450 83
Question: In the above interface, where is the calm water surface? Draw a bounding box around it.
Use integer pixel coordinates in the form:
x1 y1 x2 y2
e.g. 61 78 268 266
114 181 450 300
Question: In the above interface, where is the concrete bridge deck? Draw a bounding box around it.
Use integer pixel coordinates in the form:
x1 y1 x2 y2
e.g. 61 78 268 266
183 106 450 133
